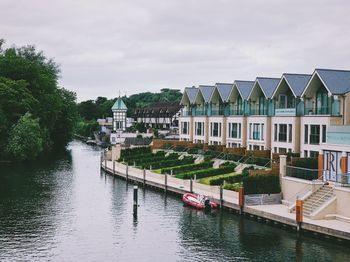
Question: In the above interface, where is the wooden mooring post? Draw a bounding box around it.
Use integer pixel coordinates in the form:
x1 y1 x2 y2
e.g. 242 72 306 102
126 164 129 182
190 178 193 193
143 168 146 186
220 184 223 208
296 199 303 232
238 187 244 215
164 173 168 192
133 186 138 218
104 151 107 170
113 161 115 175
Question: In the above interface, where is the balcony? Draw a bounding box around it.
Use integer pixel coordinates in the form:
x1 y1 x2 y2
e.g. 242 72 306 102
304 106 341 116
182 110 191 117
194 109 206 116
229 108 244 116
210 109 225 116
275 107 296 116
249 107 268 116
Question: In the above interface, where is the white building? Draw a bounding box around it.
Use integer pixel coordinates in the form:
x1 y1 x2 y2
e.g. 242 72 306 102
112 97 127 132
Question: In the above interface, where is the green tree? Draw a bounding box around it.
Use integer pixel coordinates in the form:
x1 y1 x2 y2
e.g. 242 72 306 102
6 113 43 161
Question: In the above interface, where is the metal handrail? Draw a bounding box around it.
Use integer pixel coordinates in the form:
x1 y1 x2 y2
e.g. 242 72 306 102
310 187 334 213
287 183 311 208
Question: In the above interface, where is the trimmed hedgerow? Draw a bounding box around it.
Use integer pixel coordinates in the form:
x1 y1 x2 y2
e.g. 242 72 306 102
224 182 242 191
176 164 236 180
160 161 213 175
207 173 243 186
121 147 151 157
128 153 178 165
123 151 166 162
292 158 318 169
141 156 194 170
243 174 280 195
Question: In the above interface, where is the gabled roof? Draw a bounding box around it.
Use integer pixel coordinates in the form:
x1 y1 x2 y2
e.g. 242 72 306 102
185 87 198 104
272 74 311 98
215 83 232 102
256 77 280 98
198 85 215 103
315 69 350 95
233 80 255 100
111 97 127 111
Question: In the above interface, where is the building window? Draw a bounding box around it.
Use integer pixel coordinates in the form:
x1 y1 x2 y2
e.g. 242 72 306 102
310 151 319 158
229 123 239 138
274 124 277 141
182 122 188 134
288 124 292 143
274 147 277 153
304 150 308 157
195 122 204 136
253 145 260 150
279 148 287 154
238 123 241 138
279 124 287 142
261 124 264 141
253 124 260 140
211 122 220 137
322 125 327 143
249 123 252 139
304 125 308 144
310 125 320 145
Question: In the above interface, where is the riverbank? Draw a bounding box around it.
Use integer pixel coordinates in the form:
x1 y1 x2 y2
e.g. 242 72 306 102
101 160 350 242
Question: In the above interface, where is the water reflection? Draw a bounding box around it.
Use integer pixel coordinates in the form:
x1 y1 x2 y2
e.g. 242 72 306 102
0 141 349 262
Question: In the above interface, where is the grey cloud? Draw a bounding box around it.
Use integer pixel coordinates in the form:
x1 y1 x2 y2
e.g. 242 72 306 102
1 0 350 101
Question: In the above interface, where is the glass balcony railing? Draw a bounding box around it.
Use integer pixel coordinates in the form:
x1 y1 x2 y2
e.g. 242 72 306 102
250 108 268 116
275 107 296 116
194 110 206 116
210 110 225 116
229 109 244 115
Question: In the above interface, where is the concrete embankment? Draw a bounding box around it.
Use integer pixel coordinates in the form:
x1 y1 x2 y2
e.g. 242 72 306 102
101 160 350 242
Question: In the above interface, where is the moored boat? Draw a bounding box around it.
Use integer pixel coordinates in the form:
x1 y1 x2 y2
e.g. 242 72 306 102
182 193 218 210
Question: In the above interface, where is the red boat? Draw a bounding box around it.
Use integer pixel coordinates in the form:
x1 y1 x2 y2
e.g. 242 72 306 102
182 193 218 209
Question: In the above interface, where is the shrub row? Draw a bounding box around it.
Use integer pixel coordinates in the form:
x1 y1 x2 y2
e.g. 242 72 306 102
176 164 236 180
160 161 213 175
288 168 318 181
142 156 194 170
223 182 242 191
243 174 280 195
122 151 165 162
121 147 151 157
208 173 243 186
128 153 178 166
292 158 318 169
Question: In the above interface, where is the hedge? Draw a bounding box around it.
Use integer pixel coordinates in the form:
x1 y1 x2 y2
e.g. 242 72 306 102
123 151 166 162
160 161 213 175
141 156 194 170
121 147 151 157
208 173 243 186
292 158 318 169
174 146 186 152
128 153 178 165
176 164 236 180
287 167 318 181
223 182 242 191
243 175 280 195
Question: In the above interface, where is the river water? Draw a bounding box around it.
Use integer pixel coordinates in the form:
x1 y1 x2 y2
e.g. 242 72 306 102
0 141 349 261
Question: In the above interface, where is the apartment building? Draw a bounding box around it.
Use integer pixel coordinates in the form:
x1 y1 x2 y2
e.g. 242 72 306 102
178 68 350 162
270 74 311 154
226 81 254 148
301 69 350 157
246 77 280 150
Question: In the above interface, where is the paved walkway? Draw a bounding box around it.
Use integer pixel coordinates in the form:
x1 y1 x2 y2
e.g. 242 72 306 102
103 160 350 240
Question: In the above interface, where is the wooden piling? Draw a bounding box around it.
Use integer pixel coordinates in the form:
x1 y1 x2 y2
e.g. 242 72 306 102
143 168 146 186
133 186 138 218
220 184 223 208
190 178 193 193
165 173 168 192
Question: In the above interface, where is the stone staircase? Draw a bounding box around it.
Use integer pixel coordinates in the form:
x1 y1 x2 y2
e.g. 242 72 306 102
302 185 335 217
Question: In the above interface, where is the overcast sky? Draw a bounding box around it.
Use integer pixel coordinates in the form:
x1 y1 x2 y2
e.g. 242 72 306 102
2 0 350 101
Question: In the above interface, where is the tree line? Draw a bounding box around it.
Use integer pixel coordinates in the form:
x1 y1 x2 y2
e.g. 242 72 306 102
0 40 78 161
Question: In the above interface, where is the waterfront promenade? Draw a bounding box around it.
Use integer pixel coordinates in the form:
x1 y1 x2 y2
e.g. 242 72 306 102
102 160 350 241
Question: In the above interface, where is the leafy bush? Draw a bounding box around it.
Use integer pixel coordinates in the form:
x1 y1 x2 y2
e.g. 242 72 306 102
242 166 255 177
160 161 213 174
243 175 280 195
187 148 200 154
161 143 172 150
226 154 244 162
219 162 237 168
143 156 194 169
176 164 236 180
174 146 186 152
121 147 151 157
287 166 318 181
292 158 318 169
207 173 243 185
224 182 242 191
128 153 178 166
